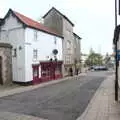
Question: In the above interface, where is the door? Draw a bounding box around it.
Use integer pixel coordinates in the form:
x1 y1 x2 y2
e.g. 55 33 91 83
0 57 3 84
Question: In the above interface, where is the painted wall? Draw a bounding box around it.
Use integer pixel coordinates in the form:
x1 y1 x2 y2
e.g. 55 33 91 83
25 28 63 82
0 13 25 82
0 12 63 83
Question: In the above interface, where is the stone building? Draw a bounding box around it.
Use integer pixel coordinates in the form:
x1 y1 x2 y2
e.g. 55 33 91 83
0 43 12 85
43 7 81 76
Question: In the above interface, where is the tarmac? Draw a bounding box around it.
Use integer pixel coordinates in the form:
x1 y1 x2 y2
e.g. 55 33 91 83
0 73 86 120
0 72 119 120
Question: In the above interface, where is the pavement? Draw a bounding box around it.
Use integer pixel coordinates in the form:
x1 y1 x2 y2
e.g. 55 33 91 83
76 74 120 120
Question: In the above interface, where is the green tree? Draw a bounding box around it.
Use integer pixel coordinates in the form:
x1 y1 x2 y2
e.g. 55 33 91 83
85 49 103 66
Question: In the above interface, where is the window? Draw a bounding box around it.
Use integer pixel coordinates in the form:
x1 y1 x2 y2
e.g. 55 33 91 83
12 48 17 57
33 68 38 77
33 49 38 59
67 40 71 49
65 55 71 64
54 36 57 45
66 29 71 35
34 30 38 41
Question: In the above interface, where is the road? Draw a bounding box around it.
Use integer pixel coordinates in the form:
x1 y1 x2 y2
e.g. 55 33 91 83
0 71 112 120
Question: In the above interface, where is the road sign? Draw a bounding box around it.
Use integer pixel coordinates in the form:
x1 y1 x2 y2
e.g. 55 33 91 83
117 50 120 61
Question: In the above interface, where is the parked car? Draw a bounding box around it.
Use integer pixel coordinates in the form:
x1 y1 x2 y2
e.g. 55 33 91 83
88 66 94 70
94 66 108 71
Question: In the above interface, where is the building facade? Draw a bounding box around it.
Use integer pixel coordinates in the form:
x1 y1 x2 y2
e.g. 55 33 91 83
43 7 81 76
0 9 63 84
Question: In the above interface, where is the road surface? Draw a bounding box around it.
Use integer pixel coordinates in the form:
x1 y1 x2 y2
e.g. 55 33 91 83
0 71 112 120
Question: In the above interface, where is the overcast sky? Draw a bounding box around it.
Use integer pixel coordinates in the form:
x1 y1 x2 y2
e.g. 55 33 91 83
0 0 117 55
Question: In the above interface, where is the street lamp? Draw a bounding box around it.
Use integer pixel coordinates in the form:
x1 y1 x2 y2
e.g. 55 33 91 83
114 0 118 101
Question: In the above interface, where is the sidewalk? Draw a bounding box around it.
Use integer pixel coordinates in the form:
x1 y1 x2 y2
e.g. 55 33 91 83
77 74 120 120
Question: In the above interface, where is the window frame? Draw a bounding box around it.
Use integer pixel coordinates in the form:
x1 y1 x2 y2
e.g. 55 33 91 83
33 49 38 59
34 30 38 41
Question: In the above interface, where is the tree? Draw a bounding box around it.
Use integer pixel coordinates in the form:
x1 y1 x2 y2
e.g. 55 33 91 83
85 49 103 66
104 53 110 64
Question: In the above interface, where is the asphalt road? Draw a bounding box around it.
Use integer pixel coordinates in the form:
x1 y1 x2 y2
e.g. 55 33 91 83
0 71 112 120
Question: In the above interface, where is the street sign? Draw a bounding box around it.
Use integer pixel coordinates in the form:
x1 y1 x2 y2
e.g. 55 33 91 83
117 50 120 61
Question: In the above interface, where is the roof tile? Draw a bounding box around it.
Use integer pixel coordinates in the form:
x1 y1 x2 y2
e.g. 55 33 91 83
13 10 62 38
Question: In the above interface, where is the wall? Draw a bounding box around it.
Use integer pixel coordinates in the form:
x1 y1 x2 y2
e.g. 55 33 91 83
62 19 74 65
43 9 75 75
73 35 81 61
44 9 63 35
0 13 25 82
25 28 63 82
0 45 12 84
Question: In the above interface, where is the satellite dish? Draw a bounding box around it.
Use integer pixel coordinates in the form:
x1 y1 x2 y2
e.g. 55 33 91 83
52 49 58 55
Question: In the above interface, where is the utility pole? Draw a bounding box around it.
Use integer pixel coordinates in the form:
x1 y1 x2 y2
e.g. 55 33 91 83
115 0 118 101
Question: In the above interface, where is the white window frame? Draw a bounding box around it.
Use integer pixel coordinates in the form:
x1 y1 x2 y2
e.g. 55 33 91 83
54 36 57 45
33 49 38 59
65 55 71 64
34 30 38 41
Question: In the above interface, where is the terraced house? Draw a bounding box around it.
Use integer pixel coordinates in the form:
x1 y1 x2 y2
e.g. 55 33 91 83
0 9 63 85
43 7 82 76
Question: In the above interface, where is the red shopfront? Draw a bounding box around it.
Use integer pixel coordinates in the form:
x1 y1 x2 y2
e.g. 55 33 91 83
32 61 63 85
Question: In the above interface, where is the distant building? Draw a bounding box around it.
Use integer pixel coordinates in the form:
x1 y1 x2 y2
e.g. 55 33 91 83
43 7 82 76
0 18 3 24
0 9 63 85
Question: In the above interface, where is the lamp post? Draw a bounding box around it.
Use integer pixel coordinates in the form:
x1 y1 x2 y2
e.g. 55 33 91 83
115 0 118 101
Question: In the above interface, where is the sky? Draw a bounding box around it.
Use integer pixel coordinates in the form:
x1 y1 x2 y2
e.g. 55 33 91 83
0 0 117 55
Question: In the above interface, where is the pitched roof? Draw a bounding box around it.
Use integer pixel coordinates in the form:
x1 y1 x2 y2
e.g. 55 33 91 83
1 9 63 38
73 32 82 40
43 7 74 27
